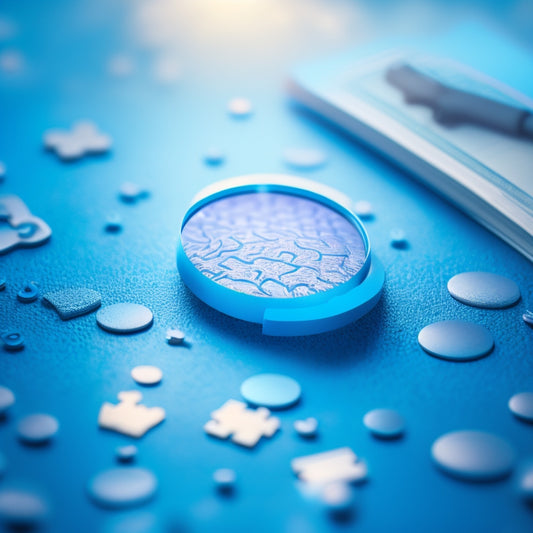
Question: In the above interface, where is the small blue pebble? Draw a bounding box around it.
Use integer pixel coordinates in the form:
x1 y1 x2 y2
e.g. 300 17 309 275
17 414 59 445
523 310 533 327
116 445 138 463
363 408 405 439
508 392 533 423
87 467 157 509
390 229 408 249
104 214 122 233
240 373 301 409
431 430 515 481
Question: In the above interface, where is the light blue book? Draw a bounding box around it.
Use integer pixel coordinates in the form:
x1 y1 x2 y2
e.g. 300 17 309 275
289 22 533 262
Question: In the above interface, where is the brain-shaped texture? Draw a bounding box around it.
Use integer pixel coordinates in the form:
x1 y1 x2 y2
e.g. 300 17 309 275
181 192 366 298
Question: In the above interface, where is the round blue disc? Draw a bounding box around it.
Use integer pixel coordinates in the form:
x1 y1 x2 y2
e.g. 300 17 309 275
240 373 301 409
17 414 59 444
0 488 48 526
431 430 515 481
0 386 15 415
518 462 533 501
96 303 153 334
181 192 366 298
87 467 157 509
363 408 405 438
508 392 533 422
447 272 520 309
418 320 494 361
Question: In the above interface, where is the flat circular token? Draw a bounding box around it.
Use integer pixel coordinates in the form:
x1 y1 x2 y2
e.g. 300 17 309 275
363 408 405 438
447 272 520 309
87 467 157 509
431 430 515 481
518 463 533 501
116 445 138 463
0 488 48 527
508 392 533 422
0 386 15 415
17 414 59 444
104 214 123 234
97 303 153 334
418 320 494 361
241 373 301 409
131 366 163 386
390 229 408 249
213 468 236 491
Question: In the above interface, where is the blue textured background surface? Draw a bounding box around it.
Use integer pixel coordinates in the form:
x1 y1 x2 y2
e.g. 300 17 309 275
1 1 532 532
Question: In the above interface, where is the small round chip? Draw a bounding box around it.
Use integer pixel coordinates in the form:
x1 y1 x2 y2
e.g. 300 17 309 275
97 303 153 334
17 414 59 444
363 408 405 438
131 366 163 386
418 320 494 362
241 373 301 409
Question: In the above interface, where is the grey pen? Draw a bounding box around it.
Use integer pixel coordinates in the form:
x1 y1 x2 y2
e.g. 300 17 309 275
386 63 533 140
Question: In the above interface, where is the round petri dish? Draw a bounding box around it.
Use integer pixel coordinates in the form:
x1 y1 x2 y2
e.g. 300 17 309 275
177 174 384 336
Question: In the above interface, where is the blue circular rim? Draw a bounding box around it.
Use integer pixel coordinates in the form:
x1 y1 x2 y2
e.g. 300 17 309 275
177 175 384 335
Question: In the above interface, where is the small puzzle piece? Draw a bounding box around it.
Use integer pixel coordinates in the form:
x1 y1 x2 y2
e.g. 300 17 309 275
43 121 111 161
98 390 165 438
0 195 51 255
204 399 280 448
291 447 368 485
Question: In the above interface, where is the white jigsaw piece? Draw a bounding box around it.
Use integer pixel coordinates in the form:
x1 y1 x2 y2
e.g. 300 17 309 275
43 121 112 160
0 195 51 255
291 447 368 485
204 399 280 448
98 390 165 438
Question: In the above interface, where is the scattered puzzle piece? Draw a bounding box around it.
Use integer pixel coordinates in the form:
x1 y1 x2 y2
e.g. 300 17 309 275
204 399 280 448
43 288 101 320
291 447 368 485
43 121 111 161
98 391 165 438
0 195 51 255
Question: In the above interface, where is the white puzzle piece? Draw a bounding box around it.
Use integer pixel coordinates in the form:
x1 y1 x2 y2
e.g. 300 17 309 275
43 121 111 161
291 447 368 485
204 399 280 448
98 391 165 438
0 195 51 255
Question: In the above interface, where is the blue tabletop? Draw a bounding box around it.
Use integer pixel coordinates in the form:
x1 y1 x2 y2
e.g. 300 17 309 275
1 1 532 532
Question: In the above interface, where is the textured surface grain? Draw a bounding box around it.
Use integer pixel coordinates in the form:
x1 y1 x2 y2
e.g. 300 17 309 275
182 192 366 298
0 2 532 533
